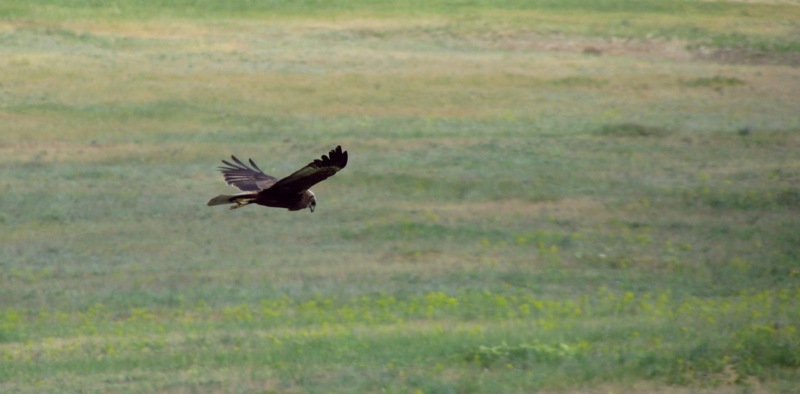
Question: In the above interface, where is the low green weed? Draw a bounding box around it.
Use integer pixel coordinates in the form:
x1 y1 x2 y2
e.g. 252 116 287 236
466 341 584 369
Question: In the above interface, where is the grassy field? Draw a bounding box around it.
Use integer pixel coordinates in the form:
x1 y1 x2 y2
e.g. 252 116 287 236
1 0 799 392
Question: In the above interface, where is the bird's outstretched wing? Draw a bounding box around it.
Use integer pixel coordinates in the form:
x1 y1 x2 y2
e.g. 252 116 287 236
268 145 348 195
218 156 279 192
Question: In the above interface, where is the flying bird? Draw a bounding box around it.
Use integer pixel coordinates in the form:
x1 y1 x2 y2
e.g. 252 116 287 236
207 145 348 212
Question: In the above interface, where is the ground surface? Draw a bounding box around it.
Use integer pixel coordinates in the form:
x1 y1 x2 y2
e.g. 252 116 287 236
1 1 799 392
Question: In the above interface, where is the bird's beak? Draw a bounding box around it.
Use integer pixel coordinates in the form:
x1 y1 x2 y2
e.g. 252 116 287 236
309 204 315 213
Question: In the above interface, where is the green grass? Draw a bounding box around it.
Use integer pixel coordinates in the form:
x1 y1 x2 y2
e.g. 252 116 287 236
1 0 799 392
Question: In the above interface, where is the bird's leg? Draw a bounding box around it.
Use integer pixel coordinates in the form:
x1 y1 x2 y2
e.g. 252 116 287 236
229 198 256 210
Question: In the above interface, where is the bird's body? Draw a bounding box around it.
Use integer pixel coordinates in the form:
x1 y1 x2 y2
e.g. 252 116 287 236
207 189 315 211
207 145 348 212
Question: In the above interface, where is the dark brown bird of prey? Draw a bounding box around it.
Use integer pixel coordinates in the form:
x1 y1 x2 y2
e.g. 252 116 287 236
207 145 348 212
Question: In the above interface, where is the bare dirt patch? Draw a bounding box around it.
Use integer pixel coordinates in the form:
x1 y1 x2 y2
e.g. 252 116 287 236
693 46 800 66
458 30 799 66
470 32 696 62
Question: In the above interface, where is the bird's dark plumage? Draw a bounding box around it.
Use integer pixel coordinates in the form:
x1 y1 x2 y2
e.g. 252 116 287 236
218 156 278 192
207 145 348 212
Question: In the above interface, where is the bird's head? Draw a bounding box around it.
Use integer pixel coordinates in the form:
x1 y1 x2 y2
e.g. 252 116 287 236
308 191 317 212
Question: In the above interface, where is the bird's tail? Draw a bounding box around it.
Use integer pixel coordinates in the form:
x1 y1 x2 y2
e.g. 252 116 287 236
207 193 257 209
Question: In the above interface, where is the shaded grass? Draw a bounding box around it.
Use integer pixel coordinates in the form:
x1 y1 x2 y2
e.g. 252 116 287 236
596 123 673 137
682 76 746 89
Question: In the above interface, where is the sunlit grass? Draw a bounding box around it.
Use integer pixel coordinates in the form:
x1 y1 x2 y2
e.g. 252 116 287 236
1 289 797 390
